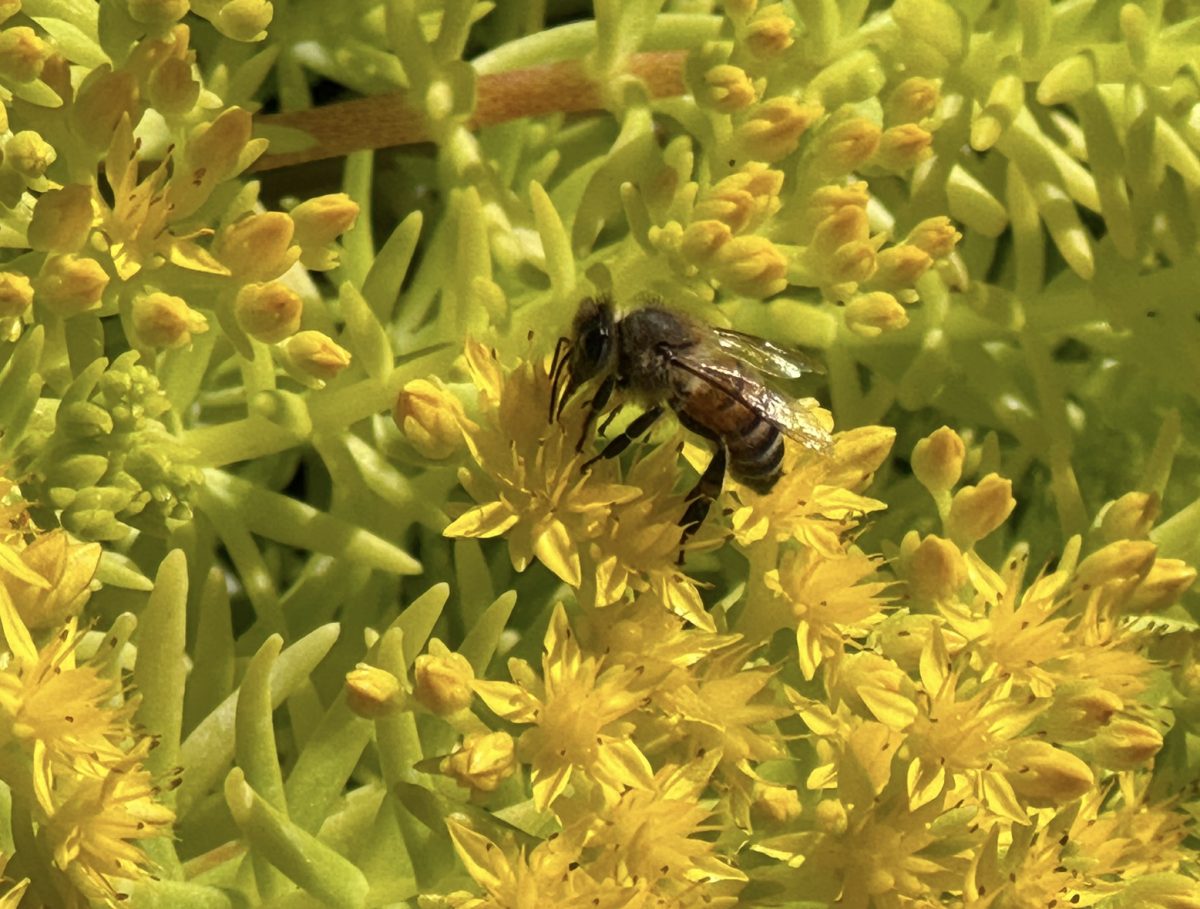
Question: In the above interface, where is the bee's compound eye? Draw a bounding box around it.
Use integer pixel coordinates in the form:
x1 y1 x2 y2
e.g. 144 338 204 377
582 325 609 364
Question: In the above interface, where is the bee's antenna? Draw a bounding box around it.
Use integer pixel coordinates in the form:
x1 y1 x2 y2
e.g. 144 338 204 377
548 336 571 422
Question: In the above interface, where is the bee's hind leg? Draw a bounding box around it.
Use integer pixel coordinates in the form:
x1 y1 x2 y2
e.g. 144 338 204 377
581 406 664 470
677 444 726 564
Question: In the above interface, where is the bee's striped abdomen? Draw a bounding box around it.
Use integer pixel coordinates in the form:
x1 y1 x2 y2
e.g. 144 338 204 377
727 415 784 494
673 372 786 495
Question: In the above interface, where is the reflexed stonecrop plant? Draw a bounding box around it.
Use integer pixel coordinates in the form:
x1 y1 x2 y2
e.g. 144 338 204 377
0 0 1197 906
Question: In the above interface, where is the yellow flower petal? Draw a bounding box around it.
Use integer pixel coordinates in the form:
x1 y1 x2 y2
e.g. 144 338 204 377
858 685 918 729
532 518 581 587
471 680 540 723
0 584 36 665
0 542 52 588
446 821 508 893
593 736 655 792
531 762 573 813
444 501 521 539
979 768 1030 825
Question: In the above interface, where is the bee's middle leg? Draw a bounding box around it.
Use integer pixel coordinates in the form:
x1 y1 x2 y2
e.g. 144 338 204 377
582 406 664 470
575 375 616 452
677 444 726 563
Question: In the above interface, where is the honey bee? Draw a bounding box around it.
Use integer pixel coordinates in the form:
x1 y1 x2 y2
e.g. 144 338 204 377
549 296 832 554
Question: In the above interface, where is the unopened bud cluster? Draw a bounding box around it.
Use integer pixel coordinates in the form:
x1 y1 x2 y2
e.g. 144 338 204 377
14 351 202 541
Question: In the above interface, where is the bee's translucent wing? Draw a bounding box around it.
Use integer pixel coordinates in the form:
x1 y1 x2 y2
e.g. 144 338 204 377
709 327 826 378
668 353 834 455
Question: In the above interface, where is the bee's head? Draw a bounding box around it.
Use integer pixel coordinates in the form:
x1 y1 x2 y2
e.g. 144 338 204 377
567 296 616 384
549 296 616 421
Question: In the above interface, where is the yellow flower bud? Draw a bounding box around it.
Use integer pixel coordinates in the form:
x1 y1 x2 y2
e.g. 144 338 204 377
1100 491 1160 542
5 530 101 630
290 193 359 270
131 291 209 349
907 534 965 601
1126 558 1196 614
680 218 732 264
282 330 351 382
440 731 516 793
797 182 870 242
1001 740 1094 806
733 161 785 198
214 0 274 42
874 611 942 672
693 163 784 233
27 184 94 253
911 426 965 494
872 123 934 171
214 212 300 281
826 241 877 288
743 6 795 58
1086 717 1163 769
703 64 757 113
234 280 303 343
186 106 253 183
812 116 881 177
691 192 755 234
0 1 19 26
1073 539 1157 592
810 205 870 258
0 26 49 82
887 76 941 122
906 216 961 258
734 97 824 162
844 291 905 337
946 473 1015 545
393 378 468 460
1036 683 1124 742
0 271 32 317
751 784 802 825
149 54 200 117
814 798 847 834
712 234 789 297
874 244 933 290
344 663 402 718
35 254 110 317
72 68 141 149
414 640 475 714
128 0 191 26
6 130 55 180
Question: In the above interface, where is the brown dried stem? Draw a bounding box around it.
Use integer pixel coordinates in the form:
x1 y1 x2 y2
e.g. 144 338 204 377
252 51 688 172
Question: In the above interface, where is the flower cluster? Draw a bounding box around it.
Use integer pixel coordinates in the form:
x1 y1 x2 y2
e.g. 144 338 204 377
443 340 713 625
419 335 1199 905
12 351 203 541
0 479 173 906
